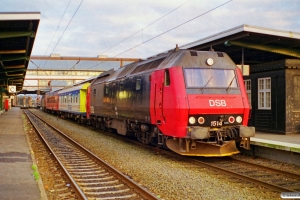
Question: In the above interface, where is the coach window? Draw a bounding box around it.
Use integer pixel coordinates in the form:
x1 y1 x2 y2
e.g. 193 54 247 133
164 69 170 86
136 79 141 90
93 89 96 96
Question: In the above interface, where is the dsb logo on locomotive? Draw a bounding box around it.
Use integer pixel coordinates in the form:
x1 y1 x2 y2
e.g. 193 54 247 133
208 100 227 107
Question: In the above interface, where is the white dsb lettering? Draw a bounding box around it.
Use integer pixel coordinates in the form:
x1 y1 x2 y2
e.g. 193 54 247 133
209 100 226 106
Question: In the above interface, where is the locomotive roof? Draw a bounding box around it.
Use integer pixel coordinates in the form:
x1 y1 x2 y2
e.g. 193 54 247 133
90 50 236 84
157 50 236 69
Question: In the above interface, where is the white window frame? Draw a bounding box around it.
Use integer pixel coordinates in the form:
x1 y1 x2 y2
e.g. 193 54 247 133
258 77 271 110
244 79 251 106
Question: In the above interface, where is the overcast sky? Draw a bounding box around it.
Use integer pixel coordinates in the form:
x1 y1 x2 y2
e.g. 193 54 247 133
2 0 300 59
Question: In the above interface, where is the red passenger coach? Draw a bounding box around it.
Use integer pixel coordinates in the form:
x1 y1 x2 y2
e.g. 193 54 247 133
44 89 60 113
87 49 255 156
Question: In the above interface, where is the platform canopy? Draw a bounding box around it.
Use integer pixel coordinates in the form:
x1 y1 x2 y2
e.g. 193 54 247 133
0 12 40 92
181 24 300 65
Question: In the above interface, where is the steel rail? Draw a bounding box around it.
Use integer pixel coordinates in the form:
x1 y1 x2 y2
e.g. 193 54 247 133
24 109 87 200
230 157 300 180
26 109 158 200
192 158 297 193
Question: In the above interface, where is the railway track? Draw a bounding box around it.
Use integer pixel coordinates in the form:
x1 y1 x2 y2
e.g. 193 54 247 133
24 109 158 200
28 109 300 196
193 157 300 193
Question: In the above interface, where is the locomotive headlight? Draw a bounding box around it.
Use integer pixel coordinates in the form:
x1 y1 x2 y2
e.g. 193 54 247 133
189 117 196 124
228 116 235 123
198 117 205 124
236 116 242 123
206 58 214 66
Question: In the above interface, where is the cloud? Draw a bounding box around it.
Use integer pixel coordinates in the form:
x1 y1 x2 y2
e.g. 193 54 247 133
3 0 299 59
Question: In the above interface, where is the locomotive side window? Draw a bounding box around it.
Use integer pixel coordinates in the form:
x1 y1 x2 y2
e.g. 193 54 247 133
104 84 109 95
120 82 124 91
184 68 238 89
136 79 141 90
164 69 170 86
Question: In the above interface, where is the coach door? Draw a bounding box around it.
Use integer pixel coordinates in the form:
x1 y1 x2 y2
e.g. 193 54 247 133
150 70 165 125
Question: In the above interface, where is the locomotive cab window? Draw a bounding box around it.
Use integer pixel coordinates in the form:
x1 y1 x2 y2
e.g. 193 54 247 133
164 69 170 86
136 79 141 90
184 68 238 89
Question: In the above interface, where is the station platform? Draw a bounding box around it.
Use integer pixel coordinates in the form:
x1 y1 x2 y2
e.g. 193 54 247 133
0 107 45 200
252 132 300 153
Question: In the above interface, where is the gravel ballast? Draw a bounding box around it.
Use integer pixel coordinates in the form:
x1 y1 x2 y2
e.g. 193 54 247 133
30 109 300 200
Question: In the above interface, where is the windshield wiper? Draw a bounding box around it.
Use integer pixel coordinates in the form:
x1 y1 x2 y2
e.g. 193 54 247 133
226 76 236 92
200 76 213 93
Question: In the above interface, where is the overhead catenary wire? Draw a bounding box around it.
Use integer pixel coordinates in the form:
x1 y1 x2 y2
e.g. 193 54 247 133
39 0 72 69
115 0 233 58
36 0 83 71
50 0 84 56
43 0 72 58
99 0 192 55
88 0 233 70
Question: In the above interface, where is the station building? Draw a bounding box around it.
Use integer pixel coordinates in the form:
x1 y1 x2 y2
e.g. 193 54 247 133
182 25 300 134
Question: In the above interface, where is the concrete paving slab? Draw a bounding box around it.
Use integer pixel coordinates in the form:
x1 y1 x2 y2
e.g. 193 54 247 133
0 107 41 200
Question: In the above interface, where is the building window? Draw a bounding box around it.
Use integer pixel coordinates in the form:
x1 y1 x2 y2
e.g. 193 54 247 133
258 77 271 109
244 79 251 106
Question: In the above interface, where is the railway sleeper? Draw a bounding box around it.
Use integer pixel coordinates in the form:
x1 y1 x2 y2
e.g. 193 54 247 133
81 184 125 191
78 180 119 187
85 188 131 195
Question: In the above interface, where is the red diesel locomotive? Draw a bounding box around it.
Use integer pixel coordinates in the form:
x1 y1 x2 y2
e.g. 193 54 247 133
86 49 255 156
